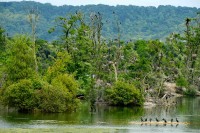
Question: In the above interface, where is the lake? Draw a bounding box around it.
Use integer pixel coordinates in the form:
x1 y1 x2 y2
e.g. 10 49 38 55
0 97 199 133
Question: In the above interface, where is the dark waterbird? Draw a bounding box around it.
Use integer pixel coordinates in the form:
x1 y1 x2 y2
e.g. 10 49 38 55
171 118 173 123
176 118 179 123
162 118 167 123
141 117 144 122
156 118 159 122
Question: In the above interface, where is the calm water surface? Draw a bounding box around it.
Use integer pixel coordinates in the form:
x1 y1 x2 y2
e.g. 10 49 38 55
0 97 199 133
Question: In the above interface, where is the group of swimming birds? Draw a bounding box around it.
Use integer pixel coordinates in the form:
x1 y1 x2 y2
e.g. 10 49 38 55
141 117 179 123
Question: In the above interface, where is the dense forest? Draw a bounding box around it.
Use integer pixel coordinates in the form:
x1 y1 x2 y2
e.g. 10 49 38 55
0 1 199 41
0 1 200 113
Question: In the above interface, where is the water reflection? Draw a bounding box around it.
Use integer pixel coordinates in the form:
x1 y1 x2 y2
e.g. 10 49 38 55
177 97 200 130
0 102 144 125
0 97 199 133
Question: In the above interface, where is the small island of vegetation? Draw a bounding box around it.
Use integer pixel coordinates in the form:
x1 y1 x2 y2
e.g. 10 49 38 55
0 2 200 113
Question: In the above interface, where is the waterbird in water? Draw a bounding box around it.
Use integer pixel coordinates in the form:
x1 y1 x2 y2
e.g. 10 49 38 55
156 118 159 122
176 118 179 123
171 118 173 123
145 118 147 122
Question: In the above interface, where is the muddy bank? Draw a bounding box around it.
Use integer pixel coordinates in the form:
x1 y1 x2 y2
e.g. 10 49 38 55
144 82 184 108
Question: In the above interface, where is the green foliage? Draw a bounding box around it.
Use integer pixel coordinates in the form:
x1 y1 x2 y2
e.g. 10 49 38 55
5 35 35 83
36 39 56 75
183 85 197 96
46 51 71 83
1 1 200 112
0 1 199 41
106 81 144 106
2 74 79 112
1 35 38 111
31 77 44 90
176 76 188 87
38 74 79 112
3 79 37 111
52 74 80 110
52 12 94 93
1 34 79 112
0 26 6 77
185 16 200 82
0 26 6 51
51 74 79 97
37 84 67 112
41 50 79 112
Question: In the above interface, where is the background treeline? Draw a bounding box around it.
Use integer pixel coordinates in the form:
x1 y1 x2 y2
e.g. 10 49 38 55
0 1 199 41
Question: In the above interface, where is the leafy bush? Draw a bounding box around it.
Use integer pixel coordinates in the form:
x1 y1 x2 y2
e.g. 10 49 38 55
106 81 144 106
5 35 35 83
46 52 71 83
3 79 37 111
37 74 80 112
36 83 67 112
51 74 80 111
183 85 197 96
32 77 44 90
176 76 188 87
2 74 80 113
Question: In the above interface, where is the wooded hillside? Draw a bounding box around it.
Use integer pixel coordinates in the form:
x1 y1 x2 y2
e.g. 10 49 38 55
0 1 199 40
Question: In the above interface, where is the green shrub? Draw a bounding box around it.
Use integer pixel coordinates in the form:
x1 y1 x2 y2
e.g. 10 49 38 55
51 74 79 97
31 77 44 90
36 83 67 112
176 76 188 87
183 85 197 96
3 79 37 111
106 81 144 106
5 35 35 83
37 74 80 112
2 74 80 113
51 74 80 111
